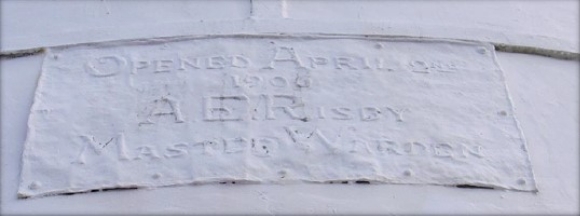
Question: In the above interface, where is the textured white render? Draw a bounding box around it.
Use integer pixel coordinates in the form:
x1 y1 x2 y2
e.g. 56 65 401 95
17 37 536 198
1 0 578 215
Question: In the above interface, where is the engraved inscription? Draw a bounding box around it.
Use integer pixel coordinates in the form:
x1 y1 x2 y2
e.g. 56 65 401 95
18 37 536 198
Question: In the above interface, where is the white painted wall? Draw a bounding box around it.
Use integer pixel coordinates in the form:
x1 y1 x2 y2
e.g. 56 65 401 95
1 0 578 214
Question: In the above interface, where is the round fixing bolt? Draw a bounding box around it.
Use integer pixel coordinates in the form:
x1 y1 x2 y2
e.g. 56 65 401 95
477 47 488 54
152 173 162 179
28 181 42 190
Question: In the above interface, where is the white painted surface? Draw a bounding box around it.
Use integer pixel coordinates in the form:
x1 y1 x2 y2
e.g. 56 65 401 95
1 0 578 53
1 0 578 214
19 37 536 198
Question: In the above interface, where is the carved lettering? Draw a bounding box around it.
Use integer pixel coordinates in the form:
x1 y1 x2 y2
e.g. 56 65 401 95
85 56 127 77
309 57 329 69
72 133 129 164
331 107 353 120
377 139 402 155
164 143 189 158
207 56 227 69
266 46 305 69
334 57 358 70
231 55 250 68
140 96 185 125
177 55 201 70
154 59 174 73
265 95 305 120
134 146 161 160
132 60 150 74
251 137 279 157
361 107 382 121
203 95 248 121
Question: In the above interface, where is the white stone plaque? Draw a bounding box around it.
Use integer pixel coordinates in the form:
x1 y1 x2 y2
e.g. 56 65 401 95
18 36 537 198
